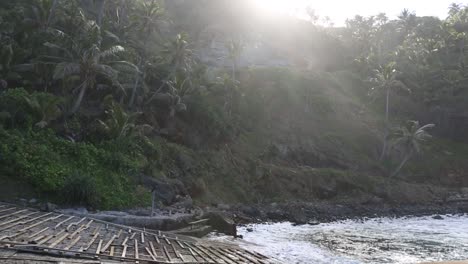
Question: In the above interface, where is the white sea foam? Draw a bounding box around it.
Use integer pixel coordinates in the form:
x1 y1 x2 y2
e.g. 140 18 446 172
209 214 468 263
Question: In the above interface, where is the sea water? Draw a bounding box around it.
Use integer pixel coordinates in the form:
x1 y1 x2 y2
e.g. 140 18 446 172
209 214 468 264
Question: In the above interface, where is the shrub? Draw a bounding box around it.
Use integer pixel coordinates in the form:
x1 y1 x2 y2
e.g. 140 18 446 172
0 128 149 209
61 172 100 207
0 87 32 128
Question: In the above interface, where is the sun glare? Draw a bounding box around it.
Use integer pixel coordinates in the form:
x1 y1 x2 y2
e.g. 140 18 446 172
252 0 308 16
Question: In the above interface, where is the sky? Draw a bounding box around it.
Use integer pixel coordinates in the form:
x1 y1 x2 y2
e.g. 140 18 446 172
253 0 463 25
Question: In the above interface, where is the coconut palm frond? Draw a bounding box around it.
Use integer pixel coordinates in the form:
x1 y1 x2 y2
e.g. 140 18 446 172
43 42 73 59
109 61 141 73
100 45 124 59
53 62 80 80
390 120 435 176
92 64 119 81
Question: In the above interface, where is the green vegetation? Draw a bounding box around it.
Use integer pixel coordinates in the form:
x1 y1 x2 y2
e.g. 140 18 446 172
1 0 468 208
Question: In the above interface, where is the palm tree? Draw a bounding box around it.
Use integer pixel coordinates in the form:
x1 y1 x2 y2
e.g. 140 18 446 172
22 0 60 30
50 44 125 114
161 33 193 78
97 97 151 139
225 38 243 81
390 121 435 177
42 21 131 114
78 0 106 26
398 9 417 37
146 33 193 104
126 0 163 108
448 3 462 17
371 62 406 160
23 92 62 128
215 74 240 117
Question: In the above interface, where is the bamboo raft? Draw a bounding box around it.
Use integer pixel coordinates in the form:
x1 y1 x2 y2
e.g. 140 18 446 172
0 203 276 264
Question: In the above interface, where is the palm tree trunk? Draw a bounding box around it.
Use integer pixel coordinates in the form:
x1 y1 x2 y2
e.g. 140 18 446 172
70 83 87 114
391 150 412 177
379 87 391 160
96 0 106 27
460 37 465 70
151 189 156 217
46 0 59 28
232 61 236 81
129 73 140 108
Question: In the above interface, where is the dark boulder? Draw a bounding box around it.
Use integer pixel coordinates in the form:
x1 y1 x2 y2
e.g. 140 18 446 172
266 210 287 221
137 175 188 206
240 205 262 218
41 202 58 212
203 212 237 236
308 220 320 225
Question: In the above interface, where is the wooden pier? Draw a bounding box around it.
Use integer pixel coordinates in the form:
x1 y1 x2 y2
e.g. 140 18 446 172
0 203 276 263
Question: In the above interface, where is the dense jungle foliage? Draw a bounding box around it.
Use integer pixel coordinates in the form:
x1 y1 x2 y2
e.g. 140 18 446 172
1 0 468 209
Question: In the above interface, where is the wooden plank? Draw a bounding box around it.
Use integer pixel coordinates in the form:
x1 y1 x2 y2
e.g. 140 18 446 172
54 216 74 229
36 234 54 245
85 219 94 228
121 244 128 258
19 214 63 232
32 235 45 243
163 235 171 245
145 247 157 261
17 212 53 226
64 235 81 250
66 219 93 241
84 233 99 251
0 212 37 228
188 218 210 225
245 249 270 260
188 246 213 263
215 247 241 263
0 207 16 214
121 236 129 246
171 242 182 259
193 245 222 263
0 204 271 264
202 246 234 264
49 232 69 248
176 238 186 249
27 227 49 239
68 221 90 240
10 243 156 264
0 212 51 241
163 245 172 262
100 234 116 253
149 241 158 257
95 239 103 255
0 209 28 221
188 218 209 229
134 239 139 259
66 217 86 231
226 248 264 264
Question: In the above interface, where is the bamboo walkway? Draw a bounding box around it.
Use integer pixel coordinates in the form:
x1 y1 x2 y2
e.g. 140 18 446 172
0 203 276 264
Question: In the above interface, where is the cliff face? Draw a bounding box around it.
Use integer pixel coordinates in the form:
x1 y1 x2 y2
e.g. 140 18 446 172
162 67 468 205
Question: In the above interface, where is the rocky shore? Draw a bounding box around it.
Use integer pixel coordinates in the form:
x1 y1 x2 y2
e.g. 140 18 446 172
227 199 468 226
11 189 468 238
